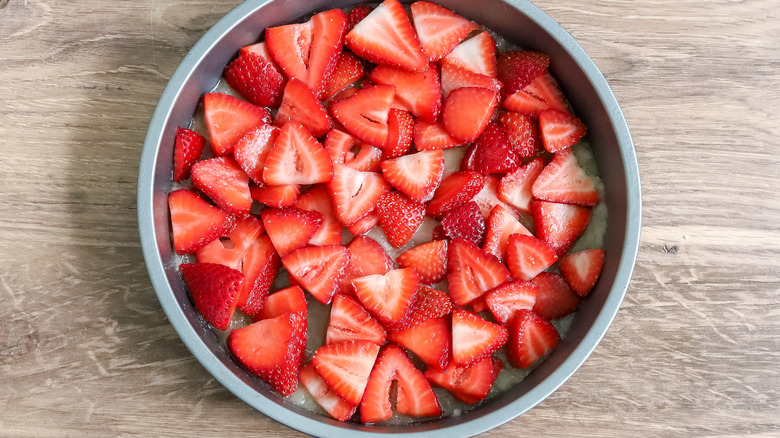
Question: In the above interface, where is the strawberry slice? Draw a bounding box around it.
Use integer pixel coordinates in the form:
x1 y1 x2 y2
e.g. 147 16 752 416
235 234 281 317
391 285 453 331
381 150 444 203
328 164 391 226
191 156 252 216
389 317 450 370
368 64 442 123
347 5 373 33
312 340 381 405
499 112 543 158
282 244 350 304
484 281 538 324
266 20 312 84
274 78 332 137
502 89 549 118
442 87 498 143
431 224 447 241
353 268 419 326
560 248 605 296
424 356 501 404
483 203 532 261
196 215 264 270
228 311 307 396
531 272 581 319
168 189 235 254
249 182 300 208
261 207 323 258
326 294 387 346
441 201 486 245
224 44 286 107
173 127 205 182
498 157 545 214
413 120 465 151
341 235 394 296
324 128 357 166
470 174 516 219
295 186 342 246
202 93 269 156
396 240 448 285
469 294 488 314
538 109 587 153
254 285 307 320
472 122 521 174
331 85 396 148
496 50 550 97
532 200 592 256
262 122 334 186
505 233 558 281
427 171 485 218
233 124 280 185
376 191 427 248
410 1 479 62
323 52 366 100
346 209 380 235
180 263 244 330
507 309 560 368
524 71 570 114
447 238 510 306
440 62 502 99
441 31 497 78
298 362 357 422
345 0 427 72
360 345 441 423
344 142 383 172
383 109 415 159
452 309 508 366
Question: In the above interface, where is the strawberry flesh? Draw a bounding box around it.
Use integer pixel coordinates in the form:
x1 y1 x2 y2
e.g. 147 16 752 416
312 340 381 406
180 263 244 331
326 294 387 346
168 189 235 254
507 309 560 368
560 248 605 296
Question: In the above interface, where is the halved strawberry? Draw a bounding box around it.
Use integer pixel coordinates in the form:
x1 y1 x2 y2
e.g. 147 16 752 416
368 64 441 123
234 124 280 185
447 238 510 306
191 156 252 216
345 142 383 172
391 285 453 331
196 215 264 270
502 89 549 118
532 200 592 256
180 263 244 331
346 209 380 235
505 233 558 281
442 87 498 143
472 122 521 174
531 272 581 320
323 51 366 100
341 235 394 296
202 93 270 156
235 234 281 317
441 31 497 78
327 294 387 346
389 316 450 370
441 201 486 245
559 248 605 297
249 182 300 208
266 21 312 88
168 189 235 254
499 112 543 158
470 174 515 219
347 5 373 33
173 127 205 182
507 309 560 368
330 85 396 148
396 240 448 284
298 362 357 422
451 308 508 366
483 203 532 261
440 62 502 98
381 150 444 203
538 109 587 153
427 171 485 218
360 344 441 423
496 51 550 97
376 191 427 248
282 244 350 304
425 356 501 404
224 44 286 107
254 285 307 320
413 120 464 151
498 157 545 214
312 340 381 405
328 164 391 226
274 78 332 137
345 0 427 72
295 186 342 246
484 281 538 324
382 109 415 159
524 71 570 114
261 207 323 258
353 268 418 326
228 311 307 396
410 1 479 61
263 122 334 186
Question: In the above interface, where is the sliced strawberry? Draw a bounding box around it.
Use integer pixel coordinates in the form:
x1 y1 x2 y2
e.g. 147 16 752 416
413 120 465 151
531 272 581 319
451 308 508 366
502 89 549 118
369 64 441 124
312 340 381 405
173 127 205 182
382 109 415 159
376 191 427 248
341 235 394 296
470 174 516 219
441 31 497 78
396 240 448 284
263 122 334 186
234 124 280 185
392 285 453 331
346 5 373 33
202 93 269 156
524 71 570 114
254 285 307 320
328 164 391 226
381 150 444 203
360 344 441 423
484 281 538 324
410 1 479 61
389 316 450 370
447 238 510 306
261 207 323 258
499 112 543 158
459 141 479 172
507 309 560 368
324 128 355 166
427 171 485 218
353 268 418 326
472 122 521 174
538 109 587 153
498 157 545 214
196 215 264 270
327 294 387 346
274 78 332 137
346 209 380 235
441 201 486 245
496 51 550 97
180 262 244 331
294 186 342 246
249 182 300 208
331 85 396 148
469 295 488 314
560 248 605 297
266 20 313 86
442 87 498 143
168 189 235 254
191 156 252 216
505 233 558 281
224 45 286 107
228 311 307 396
235 234 281 317
282 244 350 304
483 204 532 261
425 356 501 404
345 142 383 172
323 51 366 100
345 0 427 72
431 224 447 241
440 62 502 99
298 362 357 422
532 201 592 257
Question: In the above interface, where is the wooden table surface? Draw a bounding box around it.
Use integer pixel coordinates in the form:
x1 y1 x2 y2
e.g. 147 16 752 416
1 0 778 436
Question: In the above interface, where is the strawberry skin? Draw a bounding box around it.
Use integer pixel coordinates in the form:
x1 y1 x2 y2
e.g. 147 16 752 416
298 362 357 422
482 203 533 261
294 186 342 246
451 308 508 366
532 200 592 256
484 281 538 324
391 285 453 332
274 78 332 137
425 356 502 404
538 109 587 153
496 50 550 97
235 235 282 317
505 233 558 281
254 285 307 321
507 309 560 368
180 263 244 331
498 157 545 214
427 171 485 218
260 207 323 258
442 87 498 143
168 189 235 254
368 64 442 124
560 248 605 296
353 268 419 326
442 30 497 78
326 293 387 346
263 122 334 186
282 244 351 305
346 5 373 33
389 316 450 370
383 109 415 159
202 93 269 156
328 164 391 226
381 150 444 203
410 1 479 62
396 239 448 285
224 45 286 107
191 156 252 216
441 201 486 245
376 191 427 248
447 238 510 306
472 122 521 175
233 124 280 185
342 235 394 296
323 51 366 100
249 182 300 208
173 127 205 182
331 84 396 148
312 340 381 406
499 112 544 158
531 272 581 320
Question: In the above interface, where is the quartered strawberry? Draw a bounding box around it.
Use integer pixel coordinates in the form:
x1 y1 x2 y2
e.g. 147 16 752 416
531 272 581 320
224 44 286 107
451 309 508 366
254 285 307 320
441 201 486 245
346 209 380 235
484 281 538 324
323 51 366 100
389 316 450 370
312 340 381 406
441 31 497 78
328 164 391 226
263 122 334 186
368 64 442 124
376 191 427 248
472 122 521 174
345 0 427 72
470 174 515 219
482 203 532 261
507 309 560 368
191 156 252 216
360 345 441 423
196 215 264 270
502 89 549 118
344 142 383 172
396 240 448 285
391 285 453 331
261 207 323 258
381 150 444 203
173 127 205 182
234 124 280 185
228 311 307 396
235 234 281 317
532 148 598 206
295 186 342 246
168 189 235 254
331 85 396 148
499 112 543 158
427 171 485 218
282 244 350 304
532 201 591 257
382 109 415 159
274 78 332 137
425 356 502 404
442 87 498 143
202 93 270 156
341 235 394 296
326 294 387 346
496 50 550 97
180 263 244 331
249 182 300 208
538 109 587 153
346 5 373 33
298 362 357 422
498 157 545 213
505 233 558 281
410 1 479 62
524 71 570 114
447 238 510 306
560 248 605 297
413 120 464 151
353 268 419 326
440 62 502 99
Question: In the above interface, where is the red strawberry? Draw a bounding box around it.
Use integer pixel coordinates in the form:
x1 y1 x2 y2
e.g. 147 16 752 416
282 244 350 304
410 1 479 62
327 294 387 346
224 45 286 107
345 0 427 72
233 124 280 185
499 112 543 158
345 142 383 172
392 285 453 331
346 5 373 33
376 191 427 248
263 122 334 186
168 189 235 254
451 309 508 366
496 51 550 97
342 235 394 296
294 186 342 246
353 268 419 326
441 201 486 245
440 62 502 98
328 164 391 226
261 207 323 258
360 345 441 423
531 272 581 319
327 87 360 111
331 85 396 148
560 248 605 296
381 150 444 203
498 157 545 213
249 182 300 208
427 171 485 218
396 240 448 285
382 109 415 159
235 234 281 317
484 281 538 324
538 109 587 153
447 238 510 306
532 201 592 256
368 64 441 123
191 156 252 216
179 263 244 330
441 31 497 78
202 93 269 156
502 89 549 118
431 224 447 241
507 309 560 368
442 87 498 143
413 120 464 151
469 295 489 314
254 285 307 320
312 340 381 405
346 209 380 235
298 362 357 422
196 215 264 270
173 127 205 181
482 203 532 261
459 141 479 172
470 174 515 219
228 312 307 396
274 78 332 137
425 356 501 404
323 52 366 100
472 122 521 174
389 317 450 370
324 128 356 165
505 233 558 281
524 71 570 114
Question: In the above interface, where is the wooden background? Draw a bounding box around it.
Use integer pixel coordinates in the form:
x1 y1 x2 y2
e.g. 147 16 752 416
1 0 778 436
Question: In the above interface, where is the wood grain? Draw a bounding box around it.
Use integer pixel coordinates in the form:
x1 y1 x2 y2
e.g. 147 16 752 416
1 0 778 436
